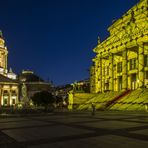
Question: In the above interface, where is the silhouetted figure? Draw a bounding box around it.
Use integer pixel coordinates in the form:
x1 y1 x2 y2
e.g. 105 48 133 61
91 103 96 116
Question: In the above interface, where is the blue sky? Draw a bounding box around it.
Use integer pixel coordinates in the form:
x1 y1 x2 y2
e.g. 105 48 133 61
0 0 139 85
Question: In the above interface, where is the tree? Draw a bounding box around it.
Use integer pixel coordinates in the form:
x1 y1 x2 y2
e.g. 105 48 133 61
31 91 55 108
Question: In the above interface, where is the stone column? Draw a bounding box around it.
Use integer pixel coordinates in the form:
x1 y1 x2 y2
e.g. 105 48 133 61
138 44 144 88
94 61 99 93
90 66 95 93
1 90 3 106
16 87 19 105
5 54 7 70
102 59 105 92
9 89 12 106
98 58 102 92
109 53 114 91
128 75 131 90
0 88 1 106
122 49 128 91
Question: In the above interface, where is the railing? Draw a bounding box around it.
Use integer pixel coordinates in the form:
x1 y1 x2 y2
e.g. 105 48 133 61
102 89 131 110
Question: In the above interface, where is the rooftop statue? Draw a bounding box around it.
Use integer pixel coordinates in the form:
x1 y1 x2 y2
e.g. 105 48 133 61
98 36 101 44
0 30 3 38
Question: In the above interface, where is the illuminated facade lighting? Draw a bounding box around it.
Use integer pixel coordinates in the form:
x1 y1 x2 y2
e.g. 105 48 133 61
90 0 148 93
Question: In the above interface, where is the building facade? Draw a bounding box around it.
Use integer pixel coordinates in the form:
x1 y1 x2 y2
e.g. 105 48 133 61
0 31 19 106
0 31 52 107
90 0 148 93
19 70 52 100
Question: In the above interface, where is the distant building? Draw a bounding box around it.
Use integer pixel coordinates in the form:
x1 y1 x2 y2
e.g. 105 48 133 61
72 79 90 93
90 0 148 93
55 84 72 99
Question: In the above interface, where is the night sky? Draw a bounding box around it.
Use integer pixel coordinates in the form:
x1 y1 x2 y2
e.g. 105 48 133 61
0 0 139 86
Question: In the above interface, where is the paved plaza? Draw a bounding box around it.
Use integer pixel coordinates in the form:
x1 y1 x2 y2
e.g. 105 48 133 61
0 111 148 148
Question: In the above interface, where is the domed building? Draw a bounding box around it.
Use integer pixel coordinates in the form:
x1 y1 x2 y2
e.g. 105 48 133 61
0 31 52 107
0 31 19 106
18 70 52 100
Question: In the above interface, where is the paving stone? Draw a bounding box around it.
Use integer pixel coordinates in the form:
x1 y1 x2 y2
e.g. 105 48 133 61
76 120 147 130
0 111 148 148
0 120 50 130
29 135 148 148
130 129 148 136
3 125 92 142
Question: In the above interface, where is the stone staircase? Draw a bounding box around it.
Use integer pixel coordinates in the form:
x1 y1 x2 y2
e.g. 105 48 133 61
73 88 148 111
104 89 131 110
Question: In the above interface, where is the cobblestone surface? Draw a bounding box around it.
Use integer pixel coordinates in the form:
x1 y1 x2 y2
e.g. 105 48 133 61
0 111 148 148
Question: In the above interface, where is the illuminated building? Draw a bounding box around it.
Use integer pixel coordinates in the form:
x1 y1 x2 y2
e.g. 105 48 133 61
18 70 52 99
0 31 18 106
90 0 148 93
0 31 52 107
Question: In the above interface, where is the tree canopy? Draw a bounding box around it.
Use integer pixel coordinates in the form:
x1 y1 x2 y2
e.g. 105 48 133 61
31 91 55 107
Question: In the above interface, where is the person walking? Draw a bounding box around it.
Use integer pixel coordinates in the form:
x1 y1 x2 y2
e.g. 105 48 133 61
91 102 96 116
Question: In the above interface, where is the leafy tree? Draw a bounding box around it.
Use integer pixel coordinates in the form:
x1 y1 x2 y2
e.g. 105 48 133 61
31 91 55 108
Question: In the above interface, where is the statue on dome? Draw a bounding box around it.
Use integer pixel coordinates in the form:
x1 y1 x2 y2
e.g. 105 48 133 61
98 36 101 44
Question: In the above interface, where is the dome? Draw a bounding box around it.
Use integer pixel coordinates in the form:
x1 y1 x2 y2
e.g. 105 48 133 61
19 70 44 82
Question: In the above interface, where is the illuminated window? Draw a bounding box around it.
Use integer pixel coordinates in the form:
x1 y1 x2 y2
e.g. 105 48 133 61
129 58 136 70
4 99 7 105
3 96 8 105
3 90 8 94
117 62 122 73
144 55 148 67
11 90 16 95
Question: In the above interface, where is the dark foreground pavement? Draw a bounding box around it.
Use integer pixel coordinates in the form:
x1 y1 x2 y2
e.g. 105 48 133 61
0 111 148 148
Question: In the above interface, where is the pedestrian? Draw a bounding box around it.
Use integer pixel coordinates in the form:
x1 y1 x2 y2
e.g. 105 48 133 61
91 102 96 116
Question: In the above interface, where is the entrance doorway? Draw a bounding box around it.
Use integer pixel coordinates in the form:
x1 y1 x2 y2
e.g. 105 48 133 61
3 96 8 106
118 76 122 91
131 74 137 90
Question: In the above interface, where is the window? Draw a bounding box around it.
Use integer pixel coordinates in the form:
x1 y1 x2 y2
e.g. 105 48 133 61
12 99 16 105
3 96 8 105
11 90 16 96
117 62 122 73
4 99 7 105
129 58 136 70
3 90 8 94
144 55 148 67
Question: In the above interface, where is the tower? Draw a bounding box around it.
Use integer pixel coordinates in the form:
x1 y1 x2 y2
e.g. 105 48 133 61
0 30 8 75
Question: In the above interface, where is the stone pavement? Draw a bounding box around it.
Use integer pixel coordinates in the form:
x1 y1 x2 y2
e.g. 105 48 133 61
0 111 148 148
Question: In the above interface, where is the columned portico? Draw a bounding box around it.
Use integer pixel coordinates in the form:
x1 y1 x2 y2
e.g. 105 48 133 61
90 0 148 93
